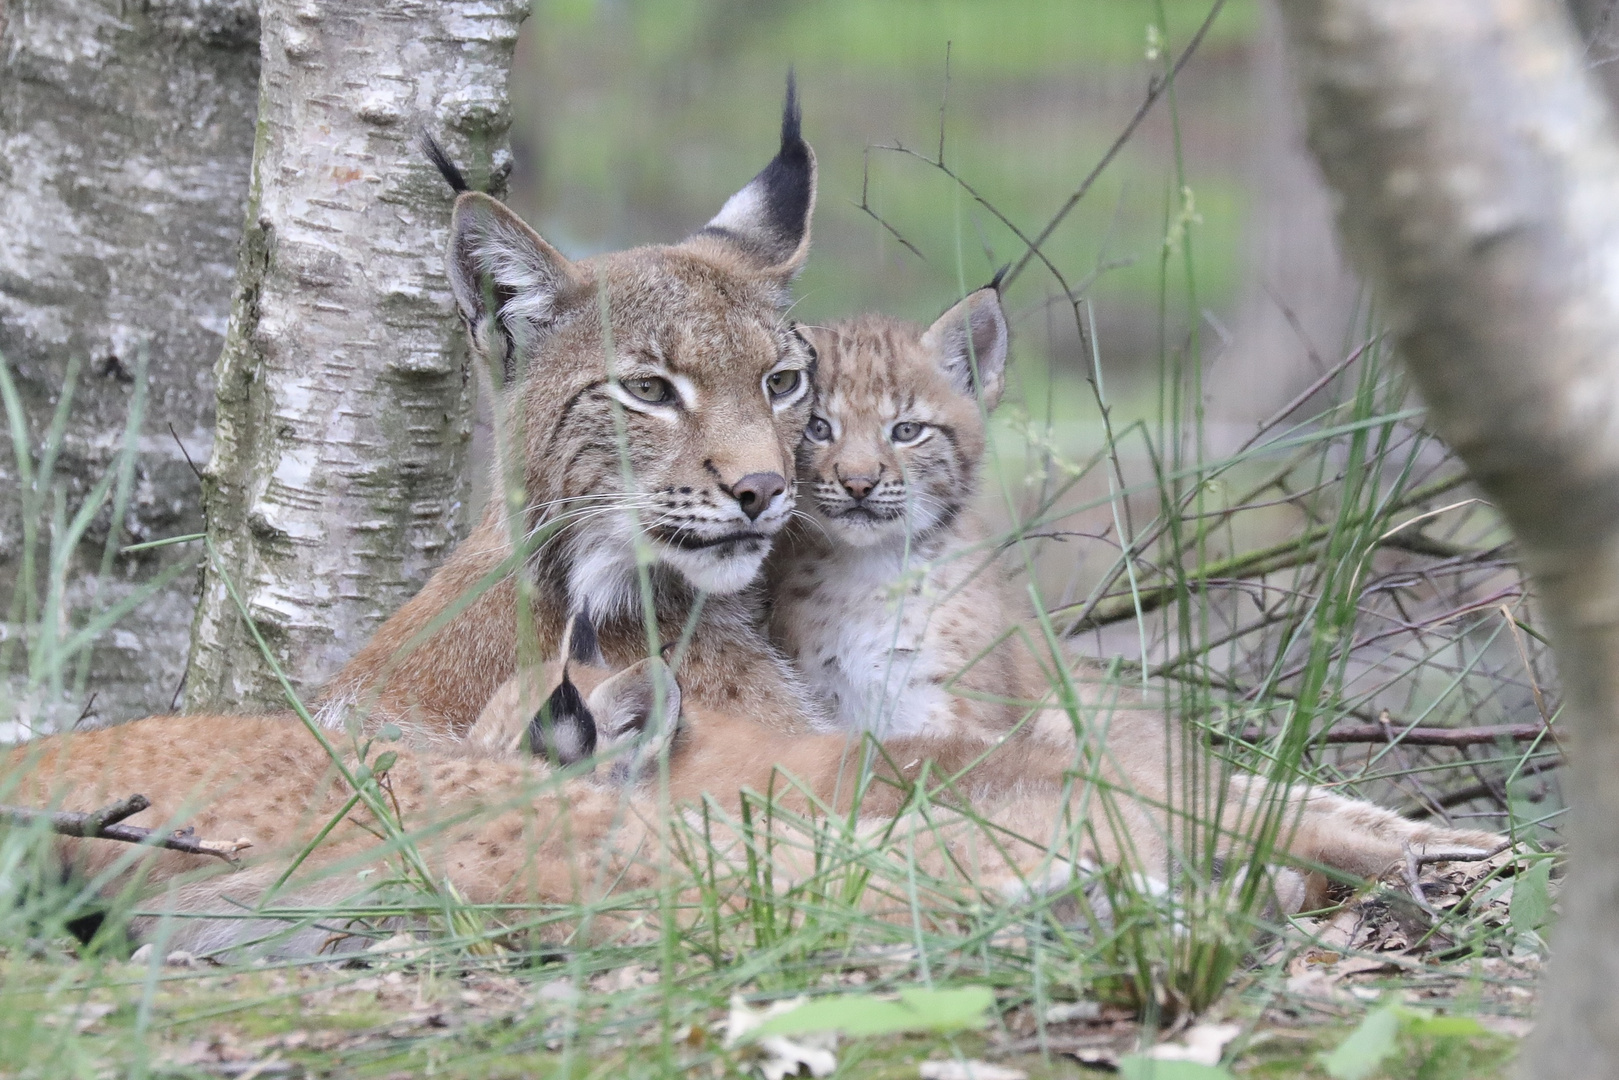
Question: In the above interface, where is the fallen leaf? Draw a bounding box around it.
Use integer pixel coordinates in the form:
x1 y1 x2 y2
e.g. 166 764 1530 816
724 995 838 1080
1044 1001 1102 1024
1146 1022 1241 1066
919 1061 1027 1080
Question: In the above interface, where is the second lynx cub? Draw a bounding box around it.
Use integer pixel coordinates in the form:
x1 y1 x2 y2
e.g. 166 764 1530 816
767 287 1038 739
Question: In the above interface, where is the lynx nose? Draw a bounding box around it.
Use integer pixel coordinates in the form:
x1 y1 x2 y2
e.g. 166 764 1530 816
840 474 877 501
731 472 787 521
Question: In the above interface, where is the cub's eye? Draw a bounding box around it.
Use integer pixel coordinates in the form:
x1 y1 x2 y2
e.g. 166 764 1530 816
890 421 926 444
622 376 674 405
765 368 803 399
805 416 833 443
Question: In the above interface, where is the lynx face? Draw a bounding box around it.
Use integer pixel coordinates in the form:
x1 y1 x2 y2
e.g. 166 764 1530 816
796 289 1008 548
445 84 818 615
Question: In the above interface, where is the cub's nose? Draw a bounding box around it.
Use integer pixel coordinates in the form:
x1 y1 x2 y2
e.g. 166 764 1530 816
840 474 877 501
731 472 787 521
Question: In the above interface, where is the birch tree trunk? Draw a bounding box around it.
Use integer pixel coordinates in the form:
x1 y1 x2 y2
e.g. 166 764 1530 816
1273 1 1619 1074
183 0 527 714
0 0 258 728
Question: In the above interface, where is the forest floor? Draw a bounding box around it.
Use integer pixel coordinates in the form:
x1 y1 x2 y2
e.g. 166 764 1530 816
0 839 1546 1080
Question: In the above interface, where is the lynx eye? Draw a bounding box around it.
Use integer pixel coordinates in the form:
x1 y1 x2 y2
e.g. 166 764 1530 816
806 416 833 443
765 368 803 400
891 421 926 444
622 376 674 405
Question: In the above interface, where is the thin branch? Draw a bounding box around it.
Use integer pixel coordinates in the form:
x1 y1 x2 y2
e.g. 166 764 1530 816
854 146 926 260
1004 0 1230 287
1414 757 1562 816
1055 475 1496 632
1 794 250 862
1230 722 1558 748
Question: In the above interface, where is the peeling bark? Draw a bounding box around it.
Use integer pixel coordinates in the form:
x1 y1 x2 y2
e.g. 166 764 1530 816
1274 0 1619 1074
184 0 526 713
0 0 259 727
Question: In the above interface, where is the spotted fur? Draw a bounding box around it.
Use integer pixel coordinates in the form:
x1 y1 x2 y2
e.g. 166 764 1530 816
767 288 1028 739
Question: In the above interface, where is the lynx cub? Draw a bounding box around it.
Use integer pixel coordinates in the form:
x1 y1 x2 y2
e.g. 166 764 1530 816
767 287 1037 740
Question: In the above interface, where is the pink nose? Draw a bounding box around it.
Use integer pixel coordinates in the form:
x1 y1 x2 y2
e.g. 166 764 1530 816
840 475 877 501
731 472 786 520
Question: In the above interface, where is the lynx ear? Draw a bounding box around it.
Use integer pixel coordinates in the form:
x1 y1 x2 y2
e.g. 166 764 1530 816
921 286 1010 409
529 671 598 766
446 192 582 384
685 72 817 281
587 657 683 748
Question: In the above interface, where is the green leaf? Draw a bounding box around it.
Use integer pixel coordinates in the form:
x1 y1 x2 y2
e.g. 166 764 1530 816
751 987 993 1038
1117 1059 1234 1080
379 724 402 743
372 751 398 774
1403 1014 1486 1038
1322 1003 1404 1080
1511 859 1553 933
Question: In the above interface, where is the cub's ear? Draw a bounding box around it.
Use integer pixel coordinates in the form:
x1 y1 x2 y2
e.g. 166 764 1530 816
529 672 597 766
921 286 1010 409
683 71 817 283
446 192 583 385
586 657 683 784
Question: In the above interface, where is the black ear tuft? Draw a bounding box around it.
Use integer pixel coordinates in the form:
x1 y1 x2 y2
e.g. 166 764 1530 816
987 264 1010 293
419 130 470 194
566 606 603 666
531 674 597 766
688 69 816 277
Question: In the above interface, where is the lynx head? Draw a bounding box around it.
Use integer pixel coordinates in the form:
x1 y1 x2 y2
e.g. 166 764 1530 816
797 286 1009 548
441 77 817 617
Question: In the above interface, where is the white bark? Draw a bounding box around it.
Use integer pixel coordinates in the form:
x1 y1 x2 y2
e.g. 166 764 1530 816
185 0 526 713
1273 1 1619 1074
0 0 258 726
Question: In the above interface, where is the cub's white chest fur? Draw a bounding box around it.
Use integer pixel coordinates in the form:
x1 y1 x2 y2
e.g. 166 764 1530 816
772 538 965 738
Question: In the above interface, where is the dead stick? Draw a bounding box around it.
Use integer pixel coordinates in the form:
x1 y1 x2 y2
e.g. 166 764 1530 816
1228 722 1556 748
0 794 251 862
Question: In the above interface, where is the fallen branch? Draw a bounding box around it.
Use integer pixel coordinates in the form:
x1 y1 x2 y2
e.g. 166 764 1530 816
1413 756 1564 817
0 794 251 862
1055 484 1498 633
1232 722 1556 749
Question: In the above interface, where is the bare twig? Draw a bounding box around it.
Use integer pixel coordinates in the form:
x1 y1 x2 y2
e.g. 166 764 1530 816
1415 758 1562 816
1230 722 1558 748
1055 476 1499 633
168 422 203 481
1004 0 1230 287
1234 335 1382 456
0 794 250 862
854 146 926 260
1409 840 1514 868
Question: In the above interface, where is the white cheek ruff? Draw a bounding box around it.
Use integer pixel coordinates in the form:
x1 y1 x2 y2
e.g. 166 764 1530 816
565 523 642 620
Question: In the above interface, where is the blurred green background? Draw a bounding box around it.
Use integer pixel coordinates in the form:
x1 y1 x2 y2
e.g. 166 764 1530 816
509 0 1259 404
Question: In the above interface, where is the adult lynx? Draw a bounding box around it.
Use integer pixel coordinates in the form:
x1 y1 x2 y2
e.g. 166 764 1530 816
317 80 824 739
